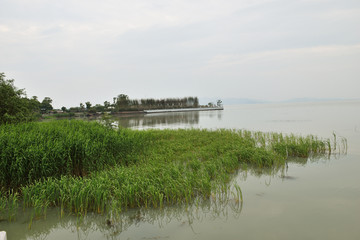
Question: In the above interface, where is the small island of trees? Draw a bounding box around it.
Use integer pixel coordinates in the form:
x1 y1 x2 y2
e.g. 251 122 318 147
68 94 201 114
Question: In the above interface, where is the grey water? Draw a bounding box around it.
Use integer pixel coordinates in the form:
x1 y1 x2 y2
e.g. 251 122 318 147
1 100 360 239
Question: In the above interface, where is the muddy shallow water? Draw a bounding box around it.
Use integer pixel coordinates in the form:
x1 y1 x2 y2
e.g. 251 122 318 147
1 100 360 240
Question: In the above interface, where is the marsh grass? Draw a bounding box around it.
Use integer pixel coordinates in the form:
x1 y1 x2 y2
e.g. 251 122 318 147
0 190 19 222
0 121 343 221
0 120 146 190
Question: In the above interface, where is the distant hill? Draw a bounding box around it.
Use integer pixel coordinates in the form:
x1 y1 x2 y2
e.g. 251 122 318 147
222 98 267 105
200 97 359 106
281 98 350 103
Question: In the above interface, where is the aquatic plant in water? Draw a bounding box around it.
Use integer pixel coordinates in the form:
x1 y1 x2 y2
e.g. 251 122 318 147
0 120 343 222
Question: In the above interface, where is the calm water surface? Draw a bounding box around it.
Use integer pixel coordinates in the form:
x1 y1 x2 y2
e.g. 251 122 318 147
1 100 360 239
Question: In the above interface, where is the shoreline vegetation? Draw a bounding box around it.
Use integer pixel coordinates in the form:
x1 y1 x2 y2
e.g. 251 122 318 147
0 120 344 225
41 95 224 120
1 72 222 124
42 106 224 120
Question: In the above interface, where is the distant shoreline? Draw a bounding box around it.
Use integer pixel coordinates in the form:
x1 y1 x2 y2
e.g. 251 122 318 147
41 106 224 119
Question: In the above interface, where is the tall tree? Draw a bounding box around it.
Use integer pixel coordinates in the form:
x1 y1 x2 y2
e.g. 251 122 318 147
28 96 41 113
115 94 130 111
85 101 92 111
0 73 37 124
80 103 85 111
40 97 53 113
104 101 111 110
194 97 199 107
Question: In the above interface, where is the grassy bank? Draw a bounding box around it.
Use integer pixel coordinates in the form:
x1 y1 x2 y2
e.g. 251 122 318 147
0 120 333 221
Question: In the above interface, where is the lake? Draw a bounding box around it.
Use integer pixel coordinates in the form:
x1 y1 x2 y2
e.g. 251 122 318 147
1 100 360 239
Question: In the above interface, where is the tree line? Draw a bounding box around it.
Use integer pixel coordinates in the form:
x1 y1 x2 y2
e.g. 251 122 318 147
68 94 200 113
1 73 217 124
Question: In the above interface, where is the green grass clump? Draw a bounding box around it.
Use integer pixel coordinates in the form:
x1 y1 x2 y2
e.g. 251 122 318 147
0 120 146 189
0 190 19 222
0 121 335 220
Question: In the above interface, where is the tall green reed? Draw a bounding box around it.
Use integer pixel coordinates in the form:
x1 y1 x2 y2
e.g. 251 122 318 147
0 120 147 190
1 122 341 220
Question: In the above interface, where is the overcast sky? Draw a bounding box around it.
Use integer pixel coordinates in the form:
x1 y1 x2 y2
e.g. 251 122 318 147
1 0 359 108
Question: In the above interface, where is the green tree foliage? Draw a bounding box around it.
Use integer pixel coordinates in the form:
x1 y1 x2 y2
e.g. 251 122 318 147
104 101 111 110
40 97 53 113
111 95 201 111
0 73 40 124
115 94 130 111
85 101 92 110
68 95 202 113
194 97 199 107
28 96 41 112
93 104 104 112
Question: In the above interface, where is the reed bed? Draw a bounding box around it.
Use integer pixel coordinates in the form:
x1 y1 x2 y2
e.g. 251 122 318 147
0 120 146 189
0 121 337 221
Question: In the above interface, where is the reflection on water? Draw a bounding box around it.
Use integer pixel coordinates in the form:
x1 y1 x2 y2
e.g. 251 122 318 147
105 110 224 129
111 111 200 129
1 155 340 240
238 154 331 183
2 187 243 240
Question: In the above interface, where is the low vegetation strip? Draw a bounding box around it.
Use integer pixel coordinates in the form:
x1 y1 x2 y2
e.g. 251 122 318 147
0 120 333 221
